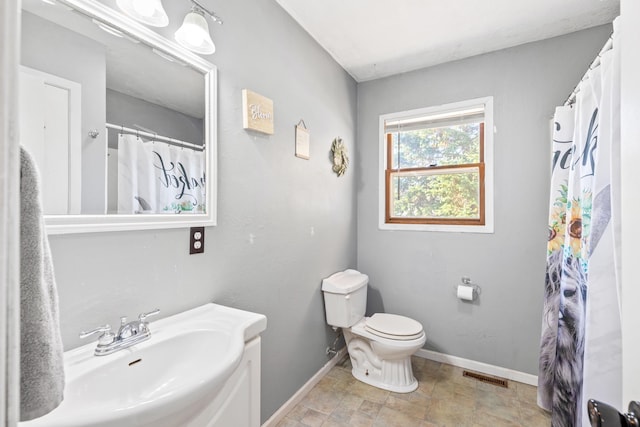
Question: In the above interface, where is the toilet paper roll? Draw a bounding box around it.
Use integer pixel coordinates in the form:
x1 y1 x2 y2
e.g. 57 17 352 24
457 284 475 301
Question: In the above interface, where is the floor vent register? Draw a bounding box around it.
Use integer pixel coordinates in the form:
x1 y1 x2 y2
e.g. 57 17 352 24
462 370 509 388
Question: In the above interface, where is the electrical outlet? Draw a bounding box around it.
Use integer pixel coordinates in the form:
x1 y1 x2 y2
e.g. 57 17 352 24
189 227 205 254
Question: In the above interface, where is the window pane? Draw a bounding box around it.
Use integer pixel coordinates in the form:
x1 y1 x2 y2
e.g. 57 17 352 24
390 123 480 169
390 169 480 219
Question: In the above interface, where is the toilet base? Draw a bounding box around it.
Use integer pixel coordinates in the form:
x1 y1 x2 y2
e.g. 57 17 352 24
350 357 419 393
344 328 421 393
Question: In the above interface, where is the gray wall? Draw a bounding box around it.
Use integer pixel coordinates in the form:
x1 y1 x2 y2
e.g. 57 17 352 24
356 25 612 375
47 0 357 423
106 89 204 148
21 12 107 214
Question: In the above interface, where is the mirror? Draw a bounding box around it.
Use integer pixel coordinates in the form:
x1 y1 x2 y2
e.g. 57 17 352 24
20 0 217 233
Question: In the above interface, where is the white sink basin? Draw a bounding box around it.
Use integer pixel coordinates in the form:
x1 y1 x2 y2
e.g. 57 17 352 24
20 303 267 427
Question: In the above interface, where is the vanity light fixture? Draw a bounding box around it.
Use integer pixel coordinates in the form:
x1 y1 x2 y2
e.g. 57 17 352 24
174 0 223 55
92 19 125 38
151 48 187 66
116 0 169 27
91 18 141 44
152 48 176 63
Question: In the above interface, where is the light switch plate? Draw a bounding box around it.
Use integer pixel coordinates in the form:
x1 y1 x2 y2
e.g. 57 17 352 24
190 227 205 254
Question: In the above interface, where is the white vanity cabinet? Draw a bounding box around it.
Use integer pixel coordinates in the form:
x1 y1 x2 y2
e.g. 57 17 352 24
193 336 262 427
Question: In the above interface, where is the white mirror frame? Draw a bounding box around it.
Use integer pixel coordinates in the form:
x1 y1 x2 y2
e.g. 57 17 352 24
40 0 217 234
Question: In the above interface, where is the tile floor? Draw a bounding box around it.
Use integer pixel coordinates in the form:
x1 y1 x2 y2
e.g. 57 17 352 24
276 355 551 427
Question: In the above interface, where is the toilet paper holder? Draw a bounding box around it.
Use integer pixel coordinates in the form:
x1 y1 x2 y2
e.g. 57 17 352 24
455 277 481 298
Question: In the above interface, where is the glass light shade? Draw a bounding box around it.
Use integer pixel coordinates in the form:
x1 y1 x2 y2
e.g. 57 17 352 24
116 0 169 27
175 10 215 55
92 19 125 38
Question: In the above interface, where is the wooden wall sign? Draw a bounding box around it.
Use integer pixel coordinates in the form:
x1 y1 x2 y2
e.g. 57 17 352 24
295 120 310 159
242 89 274 135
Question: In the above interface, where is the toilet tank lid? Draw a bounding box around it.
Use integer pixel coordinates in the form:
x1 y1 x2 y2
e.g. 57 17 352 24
322 269 368 294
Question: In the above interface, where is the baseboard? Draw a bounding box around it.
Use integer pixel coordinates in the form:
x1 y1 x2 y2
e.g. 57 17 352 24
415 349 538 386
262 348 348 427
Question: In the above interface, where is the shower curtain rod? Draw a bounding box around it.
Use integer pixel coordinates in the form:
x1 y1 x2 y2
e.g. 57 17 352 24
106 123 204 151
564 34 614 106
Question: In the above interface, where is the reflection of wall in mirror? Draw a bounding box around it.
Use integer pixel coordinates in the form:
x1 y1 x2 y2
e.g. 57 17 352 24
106 89 204 148
21 11 107 215
105 90 204 214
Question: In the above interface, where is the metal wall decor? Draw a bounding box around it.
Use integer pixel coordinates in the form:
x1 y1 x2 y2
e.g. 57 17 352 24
330 137 348 177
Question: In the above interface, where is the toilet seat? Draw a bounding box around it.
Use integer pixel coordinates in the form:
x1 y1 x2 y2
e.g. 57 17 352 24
364 313 424 341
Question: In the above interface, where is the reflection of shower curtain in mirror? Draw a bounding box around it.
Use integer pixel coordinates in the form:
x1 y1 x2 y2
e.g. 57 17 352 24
117 133 206 214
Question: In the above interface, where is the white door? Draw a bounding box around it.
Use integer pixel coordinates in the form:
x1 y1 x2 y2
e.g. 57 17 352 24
18 66 81 215
621 0 640 410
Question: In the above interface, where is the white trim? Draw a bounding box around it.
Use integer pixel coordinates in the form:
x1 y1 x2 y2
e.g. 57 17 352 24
378 96 494 234
261 348 348 427
103 126 109 215
621 0 640 406
1 0 21 424
414 349 538 386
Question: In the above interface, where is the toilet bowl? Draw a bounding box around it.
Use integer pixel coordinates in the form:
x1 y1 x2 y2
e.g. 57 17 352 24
322 270 426 393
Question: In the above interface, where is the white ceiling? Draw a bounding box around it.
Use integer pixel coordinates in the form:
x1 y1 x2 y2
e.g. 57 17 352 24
275 0 620 82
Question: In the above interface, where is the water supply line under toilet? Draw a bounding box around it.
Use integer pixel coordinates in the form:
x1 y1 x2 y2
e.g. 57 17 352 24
326 328 342 358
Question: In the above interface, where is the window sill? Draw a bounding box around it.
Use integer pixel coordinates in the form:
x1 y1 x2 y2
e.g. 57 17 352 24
378 221 494 233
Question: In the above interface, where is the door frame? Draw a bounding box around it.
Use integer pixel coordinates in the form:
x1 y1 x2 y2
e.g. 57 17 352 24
621 0 640 408
1 0 22 425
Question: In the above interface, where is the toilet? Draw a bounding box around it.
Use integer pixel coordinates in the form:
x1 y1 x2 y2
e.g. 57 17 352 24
322 269 426 393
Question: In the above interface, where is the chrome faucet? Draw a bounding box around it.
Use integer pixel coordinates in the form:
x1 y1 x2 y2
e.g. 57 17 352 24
80 309 160 356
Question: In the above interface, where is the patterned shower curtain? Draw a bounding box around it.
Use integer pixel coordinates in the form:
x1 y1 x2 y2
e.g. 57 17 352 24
117 133 206 214
537 19 621 427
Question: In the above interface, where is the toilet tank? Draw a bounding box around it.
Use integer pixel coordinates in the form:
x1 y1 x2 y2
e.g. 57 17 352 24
321 269 368 328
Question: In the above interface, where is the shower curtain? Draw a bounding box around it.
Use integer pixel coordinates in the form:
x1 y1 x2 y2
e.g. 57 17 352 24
117 133 206 214
538 19 621 427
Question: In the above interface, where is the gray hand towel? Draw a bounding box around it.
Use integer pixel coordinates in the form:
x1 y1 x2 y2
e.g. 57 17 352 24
19 146 65 421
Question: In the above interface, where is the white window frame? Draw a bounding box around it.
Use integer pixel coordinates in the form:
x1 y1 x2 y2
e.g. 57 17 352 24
378 96 494 233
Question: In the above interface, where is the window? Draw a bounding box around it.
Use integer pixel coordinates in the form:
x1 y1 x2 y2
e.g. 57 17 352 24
379 97 493 232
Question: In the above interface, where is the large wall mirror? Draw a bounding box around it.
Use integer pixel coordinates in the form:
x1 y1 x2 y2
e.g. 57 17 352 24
20 0 217 234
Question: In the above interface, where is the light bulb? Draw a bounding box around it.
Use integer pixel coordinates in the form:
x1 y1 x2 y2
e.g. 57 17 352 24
116 0 168 27
132 0 154 18
175 9 215 55
182 24 205 46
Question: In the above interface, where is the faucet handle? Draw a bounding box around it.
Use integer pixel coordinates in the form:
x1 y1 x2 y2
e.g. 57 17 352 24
139 309 160 322
80 325 115 349
80 325 115 345
79 324 111 339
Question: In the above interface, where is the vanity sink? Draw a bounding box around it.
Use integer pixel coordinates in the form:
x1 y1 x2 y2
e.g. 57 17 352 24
21 303 267 427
